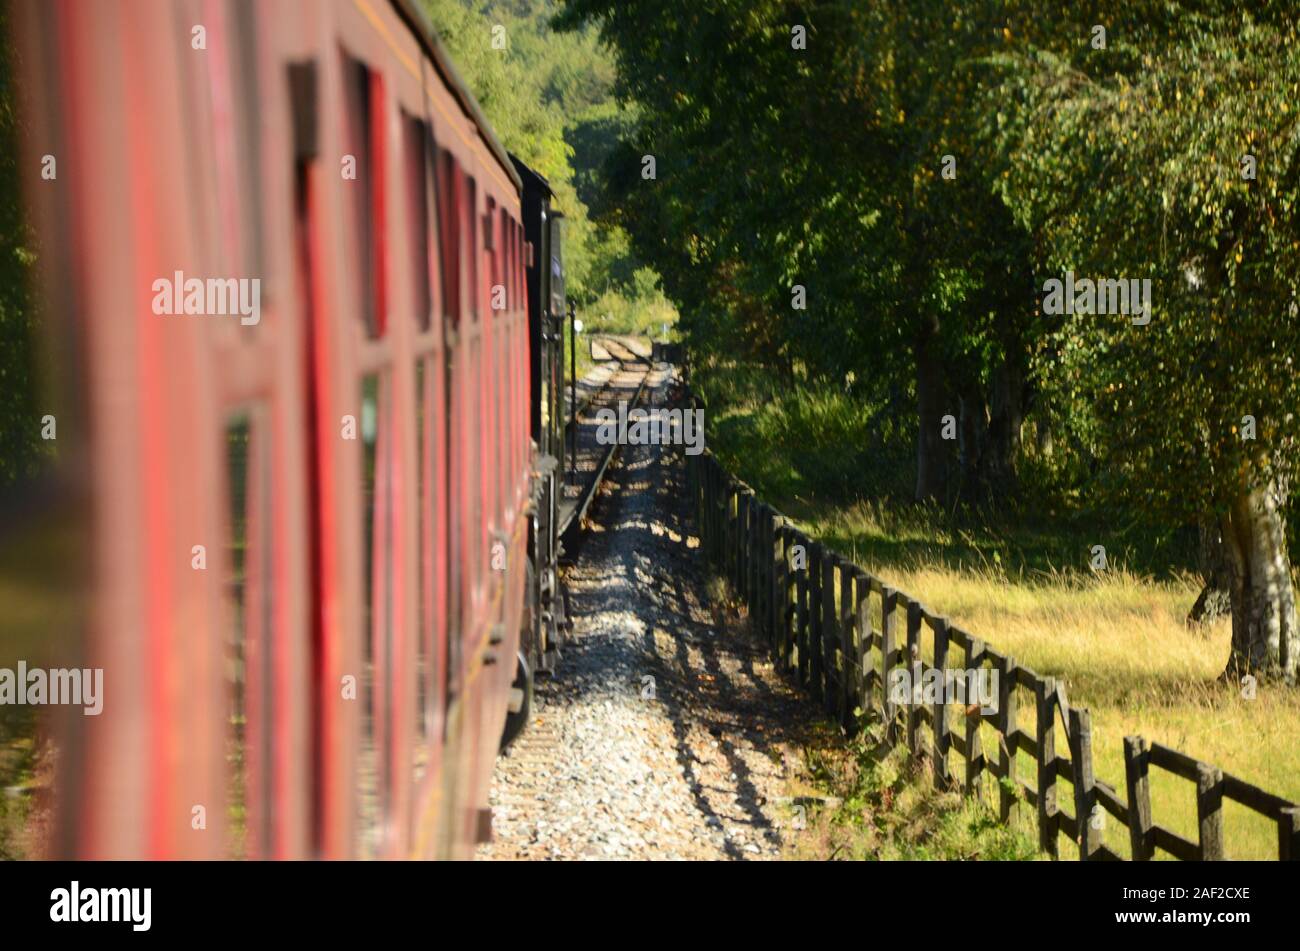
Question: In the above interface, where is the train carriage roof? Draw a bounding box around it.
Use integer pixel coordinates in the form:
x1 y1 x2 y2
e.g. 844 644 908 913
510 154 554 198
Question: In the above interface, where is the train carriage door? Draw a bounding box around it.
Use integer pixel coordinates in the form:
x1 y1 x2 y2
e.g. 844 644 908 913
484 196 499 553
404 112 449 852
436 153 465 700
434 151 475 854
495 205 510 523
467 175 487 629
343 53 408 860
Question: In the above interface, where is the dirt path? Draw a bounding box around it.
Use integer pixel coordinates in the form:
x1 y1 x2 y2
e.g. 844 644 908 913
478 370 815 860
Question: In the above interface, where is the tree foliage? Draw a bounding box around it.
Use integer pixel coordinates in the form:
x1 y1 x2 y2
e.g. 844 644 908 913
423 0 674 327
0 3 42 489
556 0 1300 676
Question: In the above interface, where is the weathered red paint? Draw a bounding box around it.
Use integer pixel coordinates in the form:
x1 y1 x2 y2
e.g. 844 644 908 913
15 0 532 860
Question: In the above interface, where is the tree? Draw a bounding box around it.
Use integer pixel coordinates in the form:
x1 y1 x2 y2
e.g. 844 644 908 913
0 1 42 490
556 0 1039 501
990 2 1300 680
427 0 672 322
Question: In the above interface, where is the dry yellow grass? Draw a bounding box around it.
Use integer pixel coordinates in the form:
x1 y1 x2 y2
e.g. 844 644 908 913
865 561 1300 859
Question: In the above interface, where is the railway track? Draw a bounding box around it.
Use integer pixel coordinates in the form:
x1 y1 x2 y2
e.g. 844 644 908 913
479 364 803 860
555 339 654 547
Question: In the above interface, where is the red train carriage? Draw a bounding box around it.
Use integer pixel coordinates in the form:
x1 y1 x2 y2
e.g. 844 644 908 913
12 0 546 859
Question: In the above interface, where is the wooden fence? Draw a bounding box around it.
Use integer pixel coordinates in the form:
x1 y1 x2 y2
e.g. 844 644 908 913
684 439 1300 861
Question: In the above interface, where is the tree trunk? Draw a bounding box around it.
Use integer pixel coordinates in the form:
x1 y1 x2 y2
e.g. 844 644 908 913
914 312 947 501
957 358 1024 504
1221 477 1298 683
984 353 1023 491
957 389 988 503
1187 518 1233 626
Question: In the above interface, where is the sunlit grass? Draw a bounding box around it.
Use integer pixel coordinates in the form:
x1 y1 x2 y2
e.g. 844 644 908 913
801 512 1300 860
784 718 1041 861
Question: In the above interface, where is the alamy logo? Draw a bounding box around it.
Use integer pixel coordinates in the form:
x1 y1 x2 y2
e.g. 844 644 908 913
152 271 261 326
0 662 103 715
887 666 999 714
50 882 151 932
1042 270 1151 325
595 402 705 456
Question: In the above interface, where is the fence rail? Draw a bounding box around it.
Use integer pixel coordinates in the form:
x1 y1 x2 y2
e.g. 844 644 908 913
683 426 1299 861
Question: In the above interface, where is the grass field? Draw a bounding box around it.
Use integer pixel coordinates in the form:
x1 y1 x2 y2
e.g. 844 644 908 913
698 366 1300 860
781 716 1042 861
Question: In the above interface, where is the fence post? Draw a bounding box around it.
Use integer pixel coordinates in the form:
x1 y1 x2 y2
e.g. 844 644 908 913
965 638 985 796
744 494 756 607
776 524 787 661
779 527 795 671
1280 807 1300 861
686 451 696 525
853 571 870 724
1123 736 1153 860
880 587 898 743
713 465 723 567
745 493 756 605
932 616 951 787
713 469 722 571
721 481 731 582
1196 763 1225 861
841 570 859 733
741 492 751 602
750 501 762 632
1037 677 1059 858
770 519 784 660
732 486 741 589
696 457 707 553
1069 707 1099 861
796 538 811 690
905 601 922 761
705 460 716 564
738 492 750 600
998 656 1018 821
790 530 803 672
735 492 746 599
759 504 769 646
808 543 824 704
821 554 839 718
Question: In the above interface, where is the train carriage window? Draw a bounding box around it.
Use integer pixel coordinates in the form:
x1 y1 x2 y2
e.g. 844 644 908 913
404 114 432 332
343 56 386 339
223 409 272 860
435 152 460 326
358 372 392 858
200 1 264 303
404 115 442 758
413 358 430 746
225 415 250 860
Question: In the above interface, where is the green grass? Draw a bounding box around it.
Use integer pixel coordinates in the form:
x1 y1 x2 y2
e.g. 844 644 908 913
699 362 1300 860
785 718 1040 860
0 706 41 859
